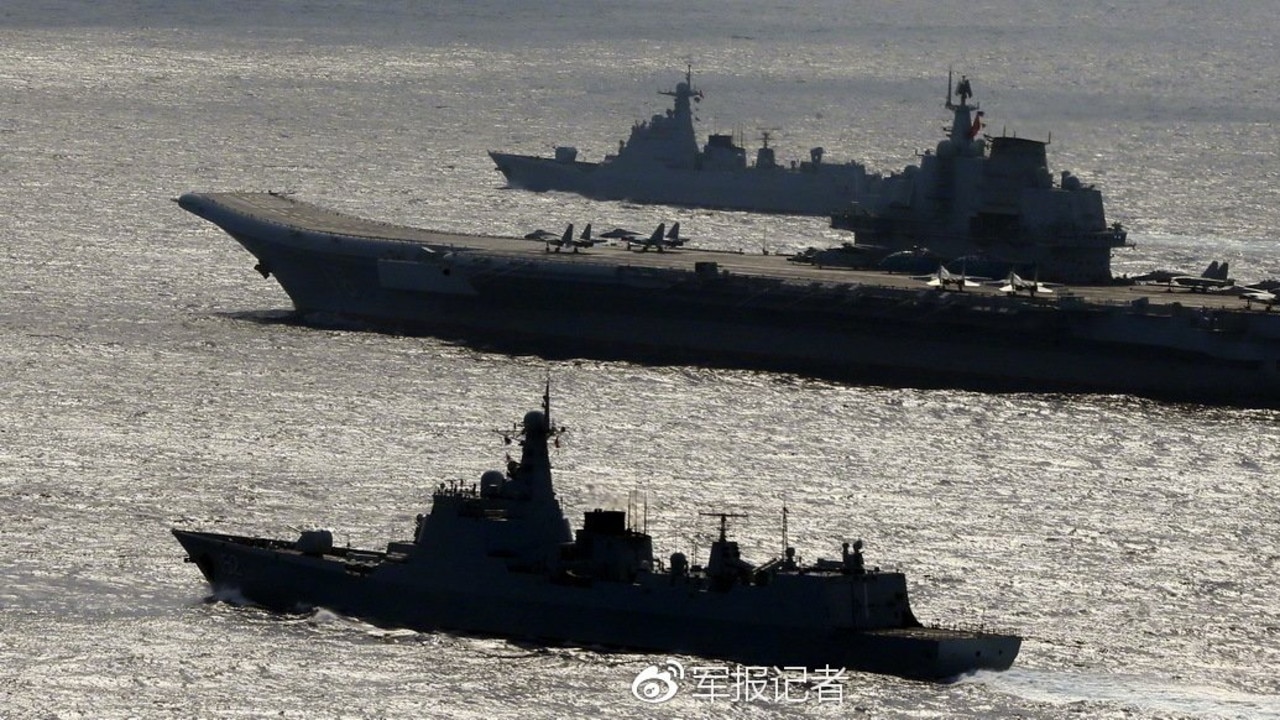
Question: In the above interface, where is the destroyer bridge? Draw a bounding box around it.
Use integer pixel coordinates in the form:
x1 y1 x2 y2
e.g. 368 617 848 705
179 191 1280 406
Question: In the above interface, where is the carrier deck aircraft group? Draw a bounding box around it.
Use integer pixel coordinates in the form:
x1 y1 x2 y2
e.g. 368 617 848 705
178 191 1280 407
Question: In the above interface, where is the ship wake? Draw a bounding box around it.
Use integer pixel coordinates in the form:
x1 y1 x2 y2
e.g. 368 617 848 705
973 668 1280 718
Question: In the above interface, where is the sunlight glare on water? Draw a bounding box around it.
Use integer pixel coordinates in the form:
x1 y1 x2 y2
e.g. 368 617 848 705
2 1 1280 717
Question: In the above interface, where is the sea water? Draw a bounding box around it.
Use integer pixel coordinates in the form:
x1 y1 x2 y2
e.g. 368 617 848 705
2 1 1280 717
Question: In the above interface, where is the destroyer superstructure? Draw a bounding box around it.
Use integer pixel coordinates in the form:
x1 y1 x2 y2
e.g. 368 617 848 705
488 68 876 216
173 385 1020 680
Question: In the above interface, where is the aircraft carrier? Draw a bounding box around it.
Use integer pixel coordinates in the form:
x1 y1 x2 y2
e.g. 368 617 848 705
177 191 1280 407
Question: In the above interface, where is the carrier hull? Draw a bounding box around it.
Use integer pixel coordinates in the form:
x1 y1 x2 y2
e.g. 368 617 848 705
178 192 1280 407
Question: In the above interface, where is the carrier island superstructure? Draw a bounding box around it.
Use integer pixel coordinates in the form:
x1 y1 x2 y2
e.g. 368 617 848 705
831 73 1128 284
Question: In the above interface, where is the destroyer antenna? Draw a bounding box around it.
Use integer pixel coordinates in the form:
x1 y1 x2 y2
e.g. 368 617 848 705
542 375 551 428
781 505 789 555
643 491 649 535
699 512 748 542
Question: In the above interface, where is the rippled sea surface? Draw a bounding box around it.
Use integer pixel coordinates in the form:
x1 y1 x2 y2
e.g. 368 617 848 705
3 2 1280 717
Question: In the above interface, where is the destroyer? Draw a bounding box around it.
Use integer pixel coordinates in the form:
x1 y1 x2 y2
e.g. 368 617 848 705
488 68 876 216
177 191 1280 407
173 385 1020 680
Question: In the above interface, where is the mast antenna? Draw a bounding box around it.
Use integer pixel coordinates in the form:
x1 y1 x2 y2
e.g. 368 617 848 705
542 374 551 428
643 491 649 535
699 512 748 542
781 505 789 554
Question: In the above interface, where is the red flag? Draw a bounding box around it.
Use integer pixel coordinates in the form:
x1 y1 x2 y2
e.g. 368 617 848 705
967 111 985 139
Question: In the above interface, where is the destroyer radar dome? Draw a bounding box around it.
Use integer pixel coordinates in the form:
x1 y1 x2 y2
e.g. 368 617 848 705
480 470 505 497
523 410 547 431
670 553 688 574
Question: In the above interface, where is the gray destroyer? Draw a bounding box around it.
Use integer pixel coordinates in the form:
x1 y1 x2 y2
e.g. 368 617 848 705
173 385 1020 680
488 68 876 216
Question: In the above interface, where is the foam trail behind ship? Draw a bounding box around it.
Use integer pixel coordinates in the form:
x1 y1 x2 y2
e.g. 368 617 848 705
972 669 1280 718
